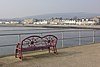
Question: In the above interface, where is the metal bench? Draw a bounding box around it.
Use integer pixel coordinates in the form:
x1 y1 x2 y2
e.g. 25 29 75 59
15 35 58 59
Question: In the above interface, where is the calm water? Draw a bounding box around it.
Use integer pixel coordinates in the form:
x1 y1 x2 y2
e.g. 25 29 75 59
0 27 100 56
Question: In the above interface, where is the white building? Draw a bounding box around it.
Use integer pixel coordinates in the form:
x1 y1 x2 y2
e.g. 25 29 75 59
60 19 96 25
61 20 76 25
0 21 3 24
49 22 58 25
5 22 10 24
76 21 83 25
10 21 19 24
34 20 48 25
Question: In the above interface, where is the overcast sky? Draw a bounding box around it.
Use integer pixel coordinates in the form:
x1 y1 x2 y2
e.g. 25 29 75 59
0 0 100 18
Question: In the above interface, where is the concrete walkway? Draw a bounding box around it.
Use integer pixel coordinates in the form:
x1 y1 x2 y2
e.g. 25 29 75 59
0 43 100 67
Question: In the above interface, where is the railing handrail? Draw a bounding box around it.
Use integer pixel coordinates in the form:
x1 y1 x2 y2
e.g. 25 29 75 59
0 29 94 36
0 28 55 32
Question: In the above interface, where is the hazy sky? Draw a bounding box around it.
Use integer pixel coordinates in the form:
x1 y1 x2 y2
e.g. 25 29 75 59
0 0 100 18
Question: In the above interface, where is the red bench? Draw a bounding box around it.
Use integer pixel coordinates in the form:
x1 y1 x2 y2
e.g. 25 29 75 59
15 35 58 59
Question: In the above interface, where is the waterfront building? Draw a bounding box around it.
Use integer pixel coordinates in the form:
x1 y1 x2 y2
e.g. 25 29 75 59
62 20 76 25
33 20 48 25
93 16 100 25
23 18 33 24
5 22 10 24
0 21 3 24
59 18 96 25
10 21 19 24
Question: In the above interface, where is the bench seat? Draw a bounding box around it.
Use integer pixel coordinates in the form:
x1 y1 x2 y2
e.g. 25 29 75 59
22 45 52 52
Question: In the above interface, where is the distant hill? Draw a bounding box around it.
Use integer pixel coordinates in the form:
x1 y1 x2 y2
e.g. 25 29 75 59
21 12 100 19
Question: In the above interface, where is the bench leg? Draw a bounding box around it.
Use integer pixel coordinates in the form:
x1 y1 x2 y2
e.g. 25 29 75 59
15 49 23 59
48 47 50 53
49 47 57 54
53 46 57 54
15 49 18 58
18 50 23 59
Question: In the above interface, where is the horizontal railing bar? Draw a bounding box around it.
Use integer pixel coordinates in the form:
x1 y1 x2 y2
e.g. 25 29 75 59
0 28 59 31
59 36 99 40
1 35 100 48
0 28 93 32
0 29 94 36
59 39 93 43
94 35 100 37
0 44 16 47
0 33 38 36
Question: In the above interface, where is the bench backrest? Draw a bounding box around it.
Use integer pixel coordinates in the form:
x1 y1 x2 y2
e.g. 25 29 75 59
21 35 58 48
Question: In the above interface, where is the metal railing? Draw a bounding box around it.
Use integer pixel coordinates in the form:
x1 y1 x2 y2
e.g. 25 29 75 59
0 29 100 47
0 29 100 56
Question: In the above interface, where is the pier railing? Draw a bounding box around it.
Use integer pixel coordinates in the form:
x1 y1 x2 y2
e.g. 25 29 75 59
0 29 100 56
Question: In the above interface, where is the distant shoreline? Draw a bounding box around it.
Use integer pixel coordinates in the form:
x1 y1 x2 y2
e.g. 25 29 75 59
0 24 100 29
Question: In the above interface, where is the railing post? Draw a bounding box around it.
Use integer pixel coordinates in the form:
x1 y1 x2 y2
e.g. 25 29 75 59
93 29 95 43
79 30 81 45
40 33 43 36
61 32 64 48
18 34 21 42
